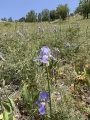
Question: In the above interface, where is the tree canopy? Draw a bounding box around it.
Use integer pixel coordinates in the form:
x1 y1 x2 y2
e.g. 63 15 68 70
25 10 37 22
75 0 90 19
56 4 69 20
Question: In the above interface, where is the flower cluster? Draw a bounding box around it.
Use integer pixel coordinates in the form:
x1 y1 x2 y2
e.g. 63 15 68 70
34 46 56 64
35 91 49 115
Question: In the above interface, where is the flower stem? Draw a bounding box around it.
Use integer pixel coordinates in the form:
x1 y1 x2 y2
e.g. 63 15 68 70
46 66 52 119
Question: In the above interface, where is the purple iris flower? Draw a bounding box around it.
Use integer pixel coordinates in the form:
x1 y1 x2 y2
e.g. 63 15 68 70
39 103 46 115
50 55 57 61
41 55 48 63
39 91 49 101
0 52 6 62
34 46 56 63
66 43 70 48
35 91 49 115
53 28 57 32
40 46 51 56
34 56 41 61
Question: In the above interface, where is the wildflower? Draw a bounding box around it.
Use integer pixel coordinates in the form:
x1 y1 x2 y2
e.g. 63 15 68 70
21 41 24 45
4 33 7 36
10 35 13 38
53 26 57 32
54 47 60 54
38 27 44 33
66 43 70 48
41 28 44 33
35 91 49 115
34 46 56 63
40 46 51 56
41 35 44 39
25 28 28 31
0 52 6 62
41 55 48 63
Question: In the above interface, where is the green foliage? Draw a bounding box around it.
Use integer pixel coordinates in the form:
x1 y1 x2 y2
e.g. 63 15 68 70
75 0 90 19
74 62 90 92
38 13 42 22
23 84 31 103
8 17 13 22
19 17 26 22
1 18 7 21
41 9 50 21
25 10 37 22
56 4 69 20
0 80 16 120
50 10 56 21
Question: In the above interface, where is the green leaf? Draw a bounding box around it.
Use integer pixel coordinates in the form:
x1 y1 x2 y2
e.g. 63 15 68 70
3 102 11 112
86 68 90 75
9 113 15 120
3 79 5 87
75 66 79 74
0 95 1 105
8 98 15 111
0 114 3 120
23 84 31 103
3 110 9 120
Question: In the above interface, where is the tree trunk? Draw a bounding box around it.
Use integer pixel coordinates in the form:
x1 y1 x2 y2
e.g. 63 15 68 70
86 12 88 19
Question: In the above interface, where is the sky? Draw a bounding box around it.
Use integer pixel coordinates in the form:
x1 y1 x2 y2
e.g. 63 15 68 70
0 0 79 20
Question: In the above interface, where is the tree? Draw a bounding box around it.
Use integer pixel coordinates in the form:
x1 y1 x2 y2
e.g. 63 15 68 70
75 0 90 19
50 10 56 21
25 10 37 22
38 13 42 22
56 4 69 20
8 17 13 22
19 17 26 22
74 6 82 15
41 9 50 21
1 18 7 21
82 0 90 18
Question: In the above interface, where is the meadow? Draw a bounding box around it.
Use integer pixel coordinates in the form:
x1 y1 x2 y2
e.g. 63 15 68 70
0 15 90 120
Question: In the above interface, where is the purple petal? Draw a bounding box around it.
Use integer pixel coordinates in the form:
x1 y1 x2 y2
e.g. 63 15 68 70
0 56 6 62
0 52 2 56
41 55 48 63
39 91 49 102
54 47 60 53
35 100 41 105
40 46 51 56
66 43 70 48
34 56 41 61
50 56 57 61
39 104 45 115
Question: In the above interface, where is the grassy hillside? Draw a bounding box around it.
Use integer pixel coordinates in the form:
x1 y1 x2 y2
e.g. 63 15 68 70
0 15 90 120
